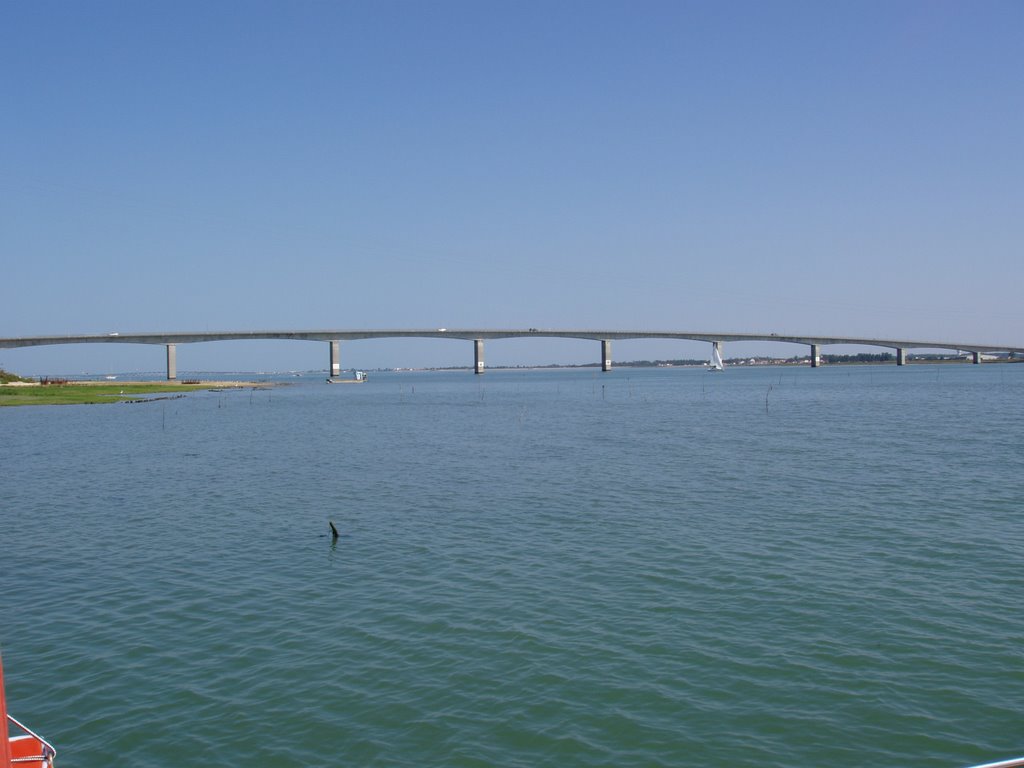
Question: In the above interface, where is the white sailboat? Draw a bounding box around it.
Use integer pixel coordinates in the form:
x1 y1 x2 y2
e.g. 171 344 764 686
708 343 724 371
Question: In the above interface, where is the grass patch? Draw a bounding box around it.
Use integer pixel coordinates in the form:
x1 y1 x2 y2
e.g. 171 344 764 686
0 382 219 407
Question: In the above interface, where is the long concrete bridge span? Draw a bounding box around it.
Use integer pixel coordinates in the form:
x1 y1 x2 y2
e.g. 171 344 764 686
2 329 1022 379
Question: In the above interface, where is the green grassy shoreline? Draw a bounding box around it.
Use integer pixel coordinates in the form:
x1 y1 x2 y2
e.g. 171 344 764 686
0 381 263 407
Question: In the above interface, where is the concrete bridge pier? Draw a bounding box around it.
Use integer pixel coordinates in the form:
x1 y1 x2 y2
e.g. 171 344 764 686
602 340 612 372
972 351 982 364
474 339 485 374
329 340 341 378
896 348 907 366
166 344 177 380
810 344 821 368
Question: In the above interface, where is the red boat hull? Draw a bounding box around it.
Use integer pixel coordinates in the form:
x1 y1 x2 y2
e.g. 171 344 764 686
2 655 55 768
9 734 51 768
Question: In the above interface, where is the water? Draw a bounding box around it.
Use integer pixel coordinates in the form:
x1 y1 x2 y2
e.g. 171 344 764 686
3 364 1023 767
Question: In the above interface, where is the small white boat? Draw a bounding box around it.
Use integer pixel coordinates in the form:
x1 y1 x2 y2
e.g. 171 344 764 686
326 370 368 384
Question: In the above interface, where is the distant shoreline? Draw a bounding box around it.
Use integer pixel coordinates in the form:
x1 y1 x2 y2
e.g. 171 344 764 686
4 356 1020 384
403 357 1024 372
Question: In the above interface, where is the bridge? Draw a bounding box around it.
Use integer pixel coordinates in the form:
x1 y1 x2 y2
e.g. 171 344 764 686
2 329 1022 379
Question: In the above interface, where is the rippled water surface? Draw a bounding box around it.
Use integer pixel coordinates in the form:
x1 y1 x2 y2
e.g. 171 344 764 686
4 365 1024 767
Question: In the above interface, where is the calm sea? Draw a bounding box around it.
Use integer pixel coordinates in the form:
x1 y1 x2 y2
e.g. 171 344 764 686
3 364 1023 767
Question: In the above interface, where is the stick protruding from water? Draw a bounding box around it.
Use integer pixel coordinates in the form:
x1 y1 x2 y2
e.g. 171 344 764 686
329 520 340 540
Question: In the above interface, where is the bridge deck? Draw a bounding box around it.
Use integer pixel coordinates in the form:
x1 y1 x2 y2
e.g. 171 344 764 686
1 329 1022 354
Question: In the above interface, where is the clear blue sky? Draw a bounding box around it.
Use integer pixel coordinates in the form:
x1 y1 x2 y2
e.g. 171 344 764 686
2 1 1022 373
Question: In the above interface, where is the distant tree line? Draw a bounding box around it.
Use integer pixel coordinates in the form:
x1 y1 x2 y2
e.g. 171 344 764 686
0 367 33 384
614 359 706 368
820 353 894 363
